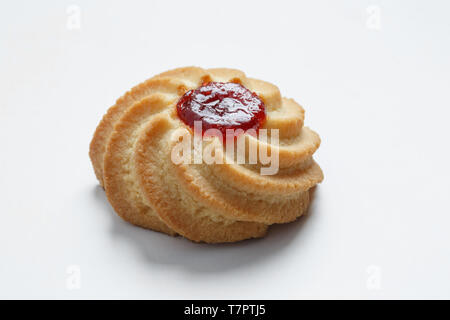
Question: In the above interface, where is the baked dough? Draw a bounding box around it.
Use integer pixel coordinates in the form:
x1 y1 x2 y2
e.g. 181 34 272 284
89 67 323 243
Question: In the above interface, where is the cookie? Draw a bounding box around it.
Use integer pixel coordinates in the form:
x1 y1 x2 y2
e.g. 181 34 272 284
90 67 323 243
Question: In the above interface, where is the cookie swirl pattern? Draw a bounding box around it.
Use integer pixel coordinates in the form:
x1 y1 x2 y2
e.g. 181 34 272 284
90 67 323 243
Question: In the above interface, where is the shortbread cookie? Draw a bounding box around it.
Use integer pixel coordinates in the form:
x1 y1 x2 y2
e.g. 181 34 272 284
90 67 323 243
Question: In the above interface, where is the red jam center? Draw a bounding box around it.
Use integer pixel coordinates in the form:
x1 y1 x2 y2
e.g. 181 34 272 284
176 82 266 137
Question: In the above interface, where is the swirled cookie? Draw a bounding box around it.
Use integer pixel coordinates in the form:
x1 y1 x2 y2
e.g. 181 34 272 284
89 67 323 243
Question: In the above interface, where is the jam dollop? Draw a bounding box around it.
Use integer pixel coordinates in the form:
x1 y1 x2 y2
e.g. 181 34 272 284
177 82 266 137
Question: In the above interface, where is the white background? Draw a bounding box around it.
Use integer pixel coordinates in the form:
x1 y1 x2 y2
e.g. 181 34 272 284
1 0 449 299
